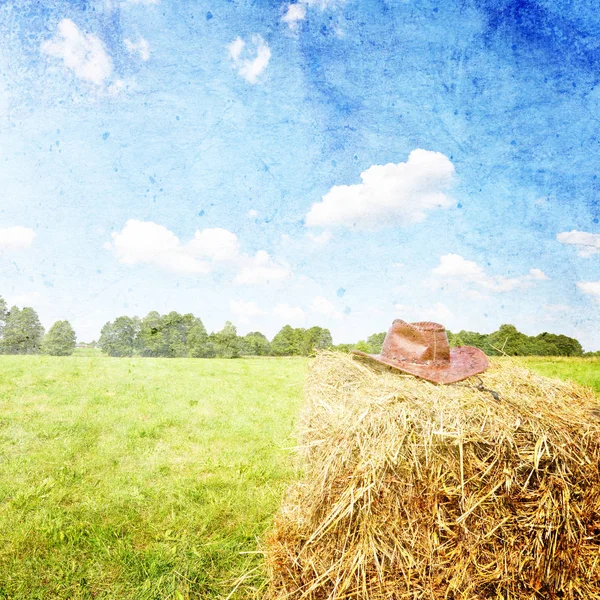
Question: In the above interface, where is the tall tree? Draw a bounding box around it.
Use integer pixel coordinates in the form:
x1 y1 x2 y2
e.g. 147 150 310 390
139 311 166 357
271 325 302 356
212 321 240 358
301 326 333 355
366 332 386 354
187 319 210 357
1 306 45 354
240 331 270 356
42 320 76 356
98 316 140 357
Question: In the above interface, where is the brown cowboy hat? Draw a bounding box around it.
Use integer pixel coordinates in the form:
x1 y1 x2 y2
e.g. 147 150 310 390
352 319 488 384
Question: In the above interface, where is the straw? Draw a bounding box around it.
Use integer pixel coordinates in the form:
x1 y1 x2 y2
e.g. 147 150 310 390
265 352 600 599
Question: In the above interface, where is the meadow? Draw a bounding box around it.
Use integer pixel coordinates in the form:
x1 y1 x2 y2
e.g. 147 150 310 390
0 353 598 599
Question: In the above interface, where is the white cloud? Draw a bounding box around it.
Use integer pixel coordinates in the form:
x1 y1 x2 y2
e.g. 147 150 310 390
247 209 259 219
41 19 113 86
305 149 456 230
557 230 600 257
124 0 160 4
311 296 343 319
0 226 35 250
234 250 291 285
106 220 211 274
230 300 265 318
187 228 241 262
281 0 344 30
422 302 453 323
228 35 271 84
124 37 150 61
282 3 307 29
577 281 600 300
432 254 549 293
107 220 290 284
273 303 306 323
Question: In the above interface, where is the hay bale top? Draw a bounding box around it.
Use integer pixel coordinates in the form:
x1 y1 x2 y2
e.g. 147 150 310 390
301 352 600 464
267 352 600 600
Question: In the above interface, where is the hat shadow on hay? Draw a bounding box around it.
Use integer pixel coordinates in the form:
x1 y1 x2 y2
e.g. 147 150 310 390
265 351 600 600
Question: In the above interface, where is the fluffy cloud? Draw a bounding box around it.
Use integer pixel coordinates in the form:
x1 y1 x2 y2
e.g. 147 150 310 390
230 300 265 318
305 149 455 230
228 35 271 84
233 251 291 285
0 226 35 249
557 230 600 257
187 228 240 262
125 37 150 61
281 0 343 29
432 254 549 293
41 19 113 86
311 296 343 319
247 209 259 219
106 220 289 284
577 281 600 300
282 3 307 29
106 220 211 274
273 303 306 322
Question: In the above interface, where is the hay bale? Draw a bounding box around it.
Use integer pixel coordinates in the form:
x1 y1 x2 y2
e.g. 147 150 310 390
265 352 600 599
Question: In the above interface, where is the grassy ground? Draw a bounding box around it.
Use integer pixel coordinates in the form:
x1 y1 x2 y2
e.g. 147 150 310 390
517 356 600 394
0 354 598 599
0 355 306 599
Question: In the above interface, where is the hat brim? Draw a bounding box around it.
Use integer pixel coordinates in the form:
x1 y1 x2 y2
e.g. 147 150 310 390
352 346 489 384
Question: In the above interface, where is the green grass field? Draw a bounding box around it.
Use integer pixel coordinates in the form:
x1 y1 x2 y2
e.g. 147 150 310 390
0 355 306 599
517 356 600 394
0 354 598 599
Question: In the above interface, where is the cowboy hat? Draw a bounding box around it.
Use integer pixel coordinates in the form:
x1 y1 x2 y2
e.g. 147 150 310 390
352 319 488 384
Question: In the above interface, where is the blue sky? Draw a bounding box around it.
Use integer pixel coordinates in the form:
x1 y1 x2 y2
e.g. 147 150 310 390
0 0 599 348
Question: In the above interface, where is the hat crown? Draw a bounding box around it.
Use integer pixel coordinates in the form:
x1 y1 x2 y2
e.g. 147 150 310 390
380 320 450 365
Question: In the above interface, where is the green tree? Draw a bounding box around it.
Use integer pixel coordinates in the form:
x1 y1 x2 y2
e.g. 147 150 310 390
161 311 195 357
98 316 140 357
187 319 210 357
139 311 166 357
366 332 386 354
301 326 333 355
534 332 583 357
240 331 270 356
354 340 371 353
42 320 76 356
212 321 241 358
271 325 303 356
1 306 45 354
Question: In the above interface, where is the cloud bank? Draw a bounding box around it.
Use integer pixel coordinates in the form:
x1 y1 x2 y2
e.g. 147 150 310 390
106 220 290 285
432 253 549 294
41 19 113 86
305 149 456 230
557 230 600 257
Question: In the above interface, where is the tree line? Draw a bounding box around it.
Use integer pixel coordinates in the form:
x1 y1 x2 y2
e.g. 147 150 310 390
97 312 333 358
0 294 596 358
